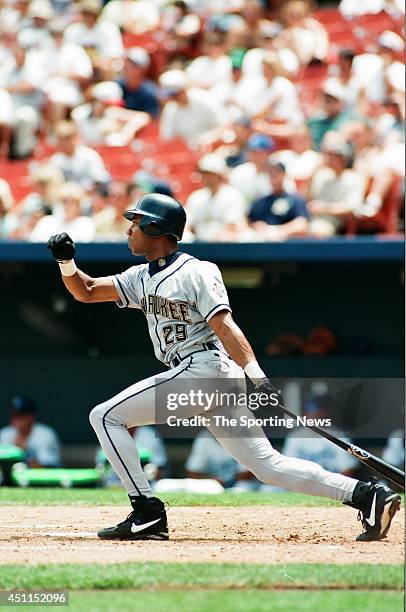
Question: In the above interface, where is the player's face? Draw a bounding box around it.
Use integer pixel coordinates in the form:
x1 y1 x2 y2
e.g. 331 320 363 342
126 216 152 255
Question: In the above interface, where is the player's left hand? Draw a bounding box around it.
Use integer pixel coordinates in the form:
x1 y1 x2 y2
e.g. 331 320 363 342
255 378 284 409
46 233 76 261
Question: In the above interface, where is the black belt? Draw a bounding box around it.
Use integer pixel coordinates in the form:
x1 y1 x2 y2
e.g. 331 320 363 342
171 342 219 367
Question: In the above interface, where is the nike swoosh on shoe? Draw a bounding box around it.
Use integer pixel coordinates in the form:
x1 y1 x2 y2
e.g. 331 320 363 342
365 492 377 526
130 518 161 533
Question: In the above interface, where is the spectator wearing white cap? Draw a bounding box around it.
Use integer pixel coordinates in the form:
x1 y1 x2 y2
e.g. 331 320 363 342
185 153 248 242
351 31 405 105
307 78 355 150
48 120 109 188
0 45 44 158
117 47 159 118
249 52 304 125
18 0 54 50
64 0 124 79
308 139 366 237
38 20 93 128
30 181 95 242
72 81 150 145
159 70 223 145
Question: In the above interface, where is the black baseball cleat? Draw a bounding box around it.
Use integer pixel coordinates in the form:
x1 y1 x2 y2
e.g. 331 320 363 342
346 477 401 542
97 496 168 540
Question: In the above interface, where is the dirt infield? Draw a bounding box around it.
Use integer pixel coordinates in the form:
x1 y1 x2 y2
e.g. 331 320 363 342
1 505 404 565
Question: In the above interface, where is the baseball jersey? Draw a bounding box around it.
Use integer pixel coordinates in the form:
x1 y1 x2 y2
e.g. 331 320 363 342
112 251 231 366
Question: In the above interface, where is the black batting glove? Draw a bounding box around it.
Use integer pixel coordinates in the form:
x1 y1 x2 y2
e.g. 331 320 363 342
46 233 76 261
255 378 284 409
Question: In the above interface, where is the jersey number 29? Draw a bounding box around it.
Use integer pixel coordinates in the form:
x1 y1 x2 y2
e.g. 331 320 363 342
162 323 187 345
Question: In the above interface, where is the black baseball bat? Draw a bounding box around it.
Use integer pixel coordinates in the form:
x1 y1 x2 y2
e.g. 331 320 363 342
272 400 405 490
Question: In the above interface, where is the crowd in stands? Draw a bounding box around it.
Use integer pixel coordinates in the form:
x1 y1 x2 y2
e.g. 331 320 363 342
0 0 404 242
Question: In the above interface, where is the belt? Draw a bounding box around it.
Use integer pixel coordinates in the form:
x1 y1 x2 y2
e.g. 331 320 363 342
171 342 219 368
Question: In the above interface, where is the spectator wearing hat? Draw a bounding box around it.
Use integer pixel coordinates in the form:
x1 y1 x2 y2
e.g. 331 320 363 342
185 153 247 241
39 19 93 128
352 31 405 105
248 161 309 240
19 0 54 50
117 47 159 118
30 181 95 242
48 120 109 188
308 138 366 237
307 78 355 150
0 397 61 467
250 51 304 125
229 133 277 208
93 180 132 240
72 80 150 145
0 45 44 159
242 21 300 79
64 0 124 79
159 70 223 145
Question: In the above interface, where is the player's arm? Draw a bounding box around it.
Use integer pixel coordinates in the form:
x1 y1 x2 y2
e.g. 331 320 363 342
46 233 119 303
209 310 282 401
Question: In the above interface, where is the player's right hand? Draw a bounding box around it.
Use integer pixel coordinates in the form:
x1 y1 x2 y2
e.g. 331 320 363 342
46 233 76 261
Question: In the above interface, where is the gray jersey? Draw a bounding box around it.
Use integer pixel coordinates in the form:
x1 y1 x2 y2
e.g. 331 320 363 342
112 251 231 366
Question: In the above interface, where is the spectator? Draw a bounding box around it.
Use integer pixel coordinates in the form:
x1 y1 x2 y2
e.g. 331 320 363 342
64 0 124 80
185 153 248 242
283 397 357 476
162 0 202 61
0 44 43 159
382 430 405 470
242 21 300 79
0 177 15 237
41 19 93 128
249 161 309 240
276 0 329 67
159 70 223 145
307 78 355 150
333 49 364 111
308 139 366 237
72 80 150 145
129 170 175 202
101 0 160 34
211 47 264 123
93 180 132 240
96 425 168 487
20 0 54 50
250 52 304 125
48 120 109 187
0 396 61 467
352 31 405 105
118 47 159 118
186 30 232 90
339 0 404 19
29 181 95 242
271 126 322 194
229 133 276 207
186 430 253 489
6 163 63 239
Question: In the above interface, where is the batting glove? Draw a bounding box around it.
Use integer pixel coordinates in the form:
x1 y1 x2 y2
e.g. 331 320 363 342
46 233 76 262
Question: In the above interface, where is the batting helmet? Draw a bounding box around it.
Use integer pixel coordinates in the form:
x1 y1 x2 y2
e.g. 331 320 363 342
123 193 186 240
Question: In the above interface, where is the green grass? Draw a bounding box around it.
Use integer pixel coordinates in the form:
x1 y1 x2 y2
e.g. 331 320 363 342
0 563 402 591
0 487 342 507
65 590 404 612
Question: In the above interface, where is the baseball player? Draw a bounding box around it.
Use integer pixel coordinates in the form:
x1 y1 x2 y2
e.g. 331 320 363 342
46 193 401 542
